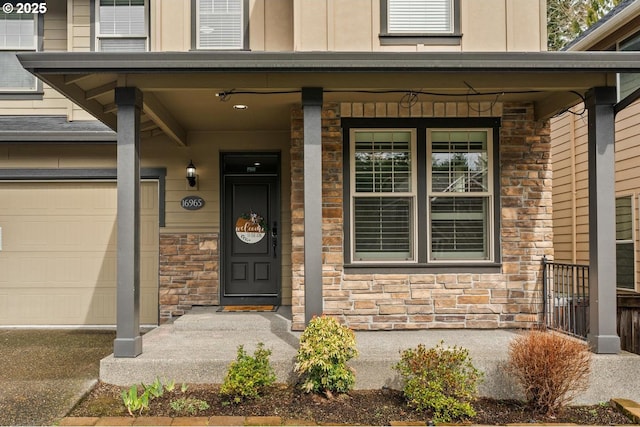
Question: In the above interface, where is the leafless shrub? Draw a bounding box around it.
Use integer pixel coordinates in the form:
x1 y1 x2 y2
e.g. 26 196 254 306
506 330 591 415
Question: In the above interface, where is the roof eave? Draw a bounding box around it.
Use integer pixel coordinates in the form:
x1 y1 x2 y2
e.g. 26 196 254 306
17 51 640 74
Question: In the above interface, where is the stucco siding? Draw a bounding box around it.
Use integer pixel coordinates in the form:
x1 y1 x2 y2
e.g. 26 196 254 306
294 0 545 52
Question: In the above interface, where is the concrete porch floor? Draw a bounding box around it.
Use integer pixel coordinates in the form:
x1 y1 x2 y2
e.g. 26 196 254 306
100 306 640 405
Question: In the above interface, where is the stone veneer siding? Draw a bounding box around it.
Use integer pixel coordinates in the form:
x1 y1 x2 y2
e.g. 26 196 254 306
290 101 552 331
159 233 219 322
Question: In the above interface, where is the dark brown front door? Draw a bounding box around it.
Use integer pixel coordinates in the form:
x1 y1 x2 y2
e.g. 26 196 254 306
221 154 280 305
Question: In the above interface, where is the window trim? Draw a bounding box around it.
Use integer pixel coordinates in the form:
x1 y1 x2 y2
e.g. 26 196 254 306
379 0 462 46
615 194 637 292
91 0 150 52
191 0 250 51
343 118 501 270
0 12 43 98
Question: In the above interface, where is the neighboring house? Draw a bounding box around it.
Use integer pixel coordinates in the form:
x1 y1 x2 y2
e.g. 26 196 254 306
551 0 640 294
0 0 637 356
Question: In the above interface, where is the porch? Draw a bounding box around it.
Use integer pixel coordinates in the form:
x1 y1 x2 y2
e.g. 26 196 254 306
16 50 640 356
99 306 640 405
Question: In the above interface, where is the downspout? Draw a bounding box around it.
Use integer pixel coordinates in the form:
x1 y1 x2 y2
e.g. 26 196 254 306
570 108 578 264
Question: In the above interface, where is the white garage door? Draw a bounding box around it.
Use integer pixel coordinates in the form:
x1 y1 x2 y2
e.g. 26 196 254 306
0 181 159 326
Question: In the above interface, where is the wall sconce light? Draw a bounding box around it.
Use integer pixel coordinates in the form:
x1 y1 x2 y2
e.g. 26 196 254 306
186 160 197 188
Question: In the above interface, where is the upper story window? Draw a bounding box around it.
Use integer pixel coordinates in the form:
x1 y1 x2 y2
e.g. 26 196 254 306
0 11 40 97
618 32 640 101
96 0 148 52
195 0 249 50
345 119 499 267
380 0 461 46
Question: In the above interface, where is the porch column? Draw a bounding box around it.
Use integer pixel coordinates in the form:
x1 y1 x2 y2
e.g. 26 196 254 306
586 86 621 354
114 87 143 357
302 87 324 324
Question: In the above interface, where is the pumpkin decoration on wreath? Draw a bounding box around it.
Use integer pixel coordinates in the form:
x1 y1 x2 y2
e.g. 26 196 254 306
235 210 268 244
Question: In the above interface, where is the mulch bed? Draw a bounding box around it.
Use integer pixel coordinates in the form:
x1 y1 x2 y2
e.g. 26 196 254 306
68 382 635 425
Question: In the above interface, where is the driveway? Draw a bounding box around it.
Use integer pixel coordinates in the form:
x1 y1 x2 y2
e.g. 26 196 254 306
0 329 115 426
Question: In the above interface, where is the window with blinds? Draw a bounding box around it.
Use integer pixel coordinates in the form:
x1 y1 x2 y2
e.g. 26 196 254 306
618 32 640 101
0 12 37 92
348 126 494 264
387 0 453 34
429 130 491 260
352 130 416 262
97 0 147 52
616 196 635 290
197 0 245 50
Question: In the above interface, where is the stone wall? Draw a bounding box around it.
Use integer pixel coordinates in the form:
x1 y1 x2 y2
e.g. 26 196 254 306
290 101 552 330
159 233 219 322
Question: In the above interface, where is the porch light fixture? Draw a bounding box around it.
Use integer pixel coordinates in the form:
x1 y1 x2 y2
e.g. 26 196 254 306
233 104 248 110
186 160 197 187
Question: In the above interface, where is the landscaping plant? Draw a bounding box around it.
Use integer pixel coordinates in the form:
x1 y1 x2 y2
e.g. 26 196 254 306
169 397 210 415
120 377 172 416
394 341 483 424
506 329 591 415
220 342 276 404
294 315 358 398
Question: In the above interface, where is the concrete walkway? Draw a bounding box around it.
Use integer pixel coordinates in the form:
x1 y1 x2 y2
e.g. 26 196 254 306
100 307 640 405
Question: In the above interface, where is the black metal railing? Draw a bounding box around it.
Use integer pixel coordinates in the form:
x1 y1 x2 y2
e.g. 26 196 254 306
542 256 589 339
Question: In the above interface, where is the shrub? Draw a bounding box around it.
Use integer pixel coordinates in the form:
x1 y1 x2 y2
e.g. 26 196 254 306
294 315 358 397
220 343 276 403
394 341 483 424
506 330 591 415
170 397 210 415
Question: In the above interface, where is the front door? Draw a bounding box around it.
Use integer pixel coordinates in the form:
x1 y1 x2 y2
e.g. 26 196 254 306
221 154 280 305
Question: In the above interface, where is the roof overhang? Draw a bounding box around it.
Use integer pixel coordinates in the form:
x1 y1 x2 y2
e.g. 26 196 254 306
18 51 640 146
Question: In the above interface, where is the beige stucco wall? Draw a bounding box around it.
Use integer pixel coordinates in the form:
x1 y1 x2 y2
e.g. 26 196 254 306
294 0 546 52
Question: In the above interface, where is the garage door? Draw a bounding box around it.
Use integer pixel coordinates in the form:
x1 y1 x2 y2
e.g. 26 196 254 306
0 181 159 326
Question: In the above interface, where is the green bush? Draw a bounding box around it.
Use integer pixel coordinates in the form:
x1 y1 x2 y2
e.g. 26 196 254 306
294 315 358 397
220 343 276 403
394 341 483 423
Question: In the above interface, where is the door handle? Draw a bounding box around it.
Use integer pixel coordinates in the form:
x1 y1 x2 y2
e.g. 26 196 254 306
272 221 278 258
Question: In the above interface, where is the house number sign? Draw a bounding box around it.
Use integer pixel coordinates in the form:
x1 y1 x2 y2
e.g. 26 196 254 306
181 195 205 210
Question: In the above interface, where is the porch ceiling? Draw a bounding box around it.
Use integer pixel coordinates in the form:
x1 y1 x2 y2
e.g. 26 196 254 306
18 51 640 146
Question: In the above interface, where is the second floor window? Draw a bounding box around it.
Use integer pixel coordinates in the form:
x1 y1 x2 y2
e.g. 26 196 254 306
96 0 148 52
0 11 38 94
618 32 640 101
387 0 453 34
380 0 460 45
196 0 247 50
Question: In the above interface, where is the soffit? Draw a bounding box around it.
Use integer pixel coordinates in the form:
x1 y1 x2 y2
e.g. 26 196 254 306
18 51 640 146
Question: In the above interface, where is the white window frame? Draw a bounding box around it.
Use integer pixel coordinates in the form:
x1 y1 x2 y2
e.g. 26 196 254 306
427 129 494 263
0 11 40 95
95 0 149 52
615 194 637 291
350 128 418 263
195 0 248 50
